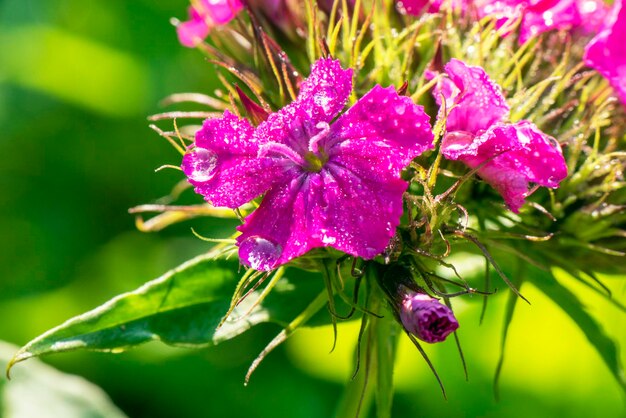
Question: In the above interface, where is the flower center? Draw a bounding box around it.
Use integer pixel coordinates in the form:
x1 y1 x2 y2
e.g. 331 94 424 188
257 121 332 173
303 151 327 173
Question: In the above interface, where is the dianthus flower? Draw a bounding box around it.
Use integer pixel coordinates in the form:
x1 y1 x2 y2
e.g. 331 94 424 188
584 0 626 105
477 0 607 43
397 0 607 44
177 0 243 47
182 59 434 270
396 0 466 15
400 291 459 343
434 59 568 212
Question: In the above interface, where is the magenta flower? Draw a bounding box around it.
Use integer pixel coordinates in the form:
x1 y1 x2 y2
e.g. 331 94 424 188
400 292 459 343
435 59 568 212
402 0 606 43
477 0 607 43
176 0 244 47
396 0 466 15
584 0 626 105
182 59 434 270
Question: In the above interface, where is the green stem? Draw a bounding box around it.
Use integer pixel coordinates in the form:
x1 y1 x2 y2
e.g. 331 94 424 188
375 305 398 418
334 265 399 418
245 290 328 385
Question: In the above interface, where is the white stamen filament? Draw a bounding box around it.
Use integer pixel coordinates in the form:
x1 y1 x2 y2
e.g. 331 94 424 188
258 142 306 166
308 122 331 154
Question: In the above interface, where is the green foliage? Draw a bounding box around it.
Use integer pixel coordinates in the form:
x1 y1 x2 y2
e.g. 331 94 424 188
3 0 626 416
7 255 323 373
527 267 626 392
0 342 127 418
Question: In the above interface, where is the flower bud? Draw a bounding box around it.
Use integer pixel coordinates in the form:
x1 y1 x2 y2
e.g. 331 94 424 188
375 264 459 344
399 291 459 343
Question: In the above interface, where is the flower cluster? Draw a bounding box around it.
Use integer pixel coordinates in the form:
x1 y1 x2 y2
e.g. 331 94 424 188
399 0 608 42
146 0 626 407
10 1 626 416
183 58 568 266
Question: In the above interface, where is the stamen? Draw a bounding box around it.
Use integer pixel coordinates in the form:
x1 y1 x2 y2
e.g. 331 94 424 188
308 122 331 154
258 142 307 166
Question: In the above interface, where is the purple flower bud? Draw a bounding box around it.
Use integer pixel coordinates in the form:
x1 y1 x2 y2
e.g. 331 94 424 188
399 292 459 343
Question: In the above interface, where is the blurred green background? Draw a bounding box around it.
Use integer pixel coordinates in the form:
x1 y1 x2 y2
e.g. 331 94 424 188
0 1 624 417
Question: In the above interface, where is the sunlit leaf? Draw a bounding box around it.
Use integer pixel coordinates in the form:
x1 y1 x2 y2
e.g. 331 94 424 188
8 254 324 372
527 266 626 392
0 341 127 418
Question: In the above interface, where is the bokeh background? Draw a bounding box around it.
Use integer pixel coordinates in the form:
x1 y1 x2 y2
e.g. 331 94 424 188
0 0 624 417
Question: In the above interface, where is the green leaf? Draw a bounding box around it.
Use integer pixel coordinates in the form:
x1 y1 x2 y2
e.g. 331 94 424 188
527 266 626 392
8 253 324 373
0 341 127 418
493 274 524 400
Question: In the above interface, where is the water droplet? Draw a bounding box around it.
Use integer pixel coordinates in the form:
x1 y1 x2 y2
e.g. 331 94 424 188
365 247 379 258
188 147 218 182
239 236 282 271
395 103 406 115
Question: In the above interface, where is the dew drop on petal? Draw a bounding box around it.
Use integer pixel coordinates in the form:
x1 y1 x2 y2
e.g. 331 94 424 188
188 147 218 182
239 236 283 271
365 247 379 258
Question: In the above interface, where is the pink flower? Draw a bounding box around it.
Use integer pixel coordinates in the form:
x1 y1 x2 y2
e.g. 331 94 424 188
397 0 608 43
400 292 459 343
478 0 608 43
396 0 466 15
435 59 568 212
176 0 244 47
584 0 626 104
182 59 434 270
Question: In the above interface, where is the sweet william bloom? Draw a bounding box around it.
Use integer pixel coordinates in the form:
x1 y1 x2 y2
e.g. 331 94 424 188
182 59 434 270
177 0 243 47
584 0 626 104
400 292 459 343
435 59 568 212
400 0 607 43
478 0 608 43
396 0 466 15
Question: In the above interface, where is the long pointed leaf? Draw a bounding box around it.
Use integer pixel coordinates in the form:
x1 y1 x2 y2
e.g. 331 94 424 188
527 266 626 392
8 254 323 374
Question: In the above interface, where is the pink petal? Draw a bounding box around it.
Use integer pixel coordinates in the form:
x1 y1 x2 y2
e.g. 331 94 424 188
253 100 316 155
477 0 525 33
176 6 210 48
437 59 509 135
296 58 354 124
237 85 434 270
236 174 310 271
584 0 626 105
576 0 609 33
329 85 435 165
519 0 580 44
182 111 292 208
199 0 244 25
315 163 408 259
252 59 353 153
396 0 440 14
442 121 568 212
236 164 409 270
396 0 466 14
